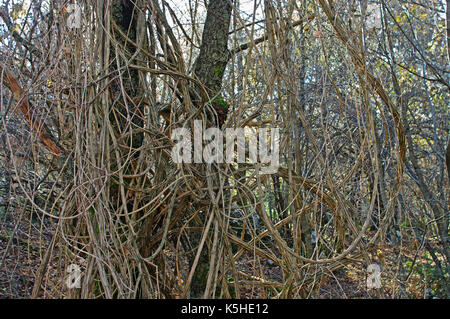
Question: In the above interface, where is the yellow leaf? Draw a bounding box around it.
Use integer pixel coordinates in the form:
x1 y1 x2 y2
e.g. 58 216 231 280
11 10 18 20
377 249 384 259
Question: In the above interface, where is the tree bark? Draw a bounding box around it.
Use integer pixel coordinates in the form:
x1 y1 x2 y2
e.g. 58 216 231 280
189 0 233 297
193 0 233 128
446 0 450 182
194 0 232 96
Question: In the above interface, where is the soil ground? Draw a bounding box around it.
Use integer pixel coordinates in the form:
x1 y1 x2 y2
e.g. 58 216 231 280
0 208 438 299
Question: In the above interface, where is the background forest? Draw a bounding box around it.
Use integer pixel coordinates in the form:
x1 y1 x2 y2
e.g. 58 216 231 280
0 0 449 299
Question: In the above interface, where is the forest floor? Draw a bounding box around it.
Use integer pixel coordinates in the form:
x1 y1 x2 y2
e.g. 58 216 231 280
0 207 439 299
0 206 60 298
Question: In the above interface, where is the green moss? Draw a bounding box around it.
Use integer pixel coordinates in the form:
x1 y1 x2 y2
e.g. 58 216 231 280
214 66 224 78
213 95 229 111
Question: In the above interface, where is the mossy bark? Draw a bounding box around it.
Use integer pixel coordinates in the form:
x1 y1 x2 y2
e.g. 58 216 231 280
190 0 233 297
